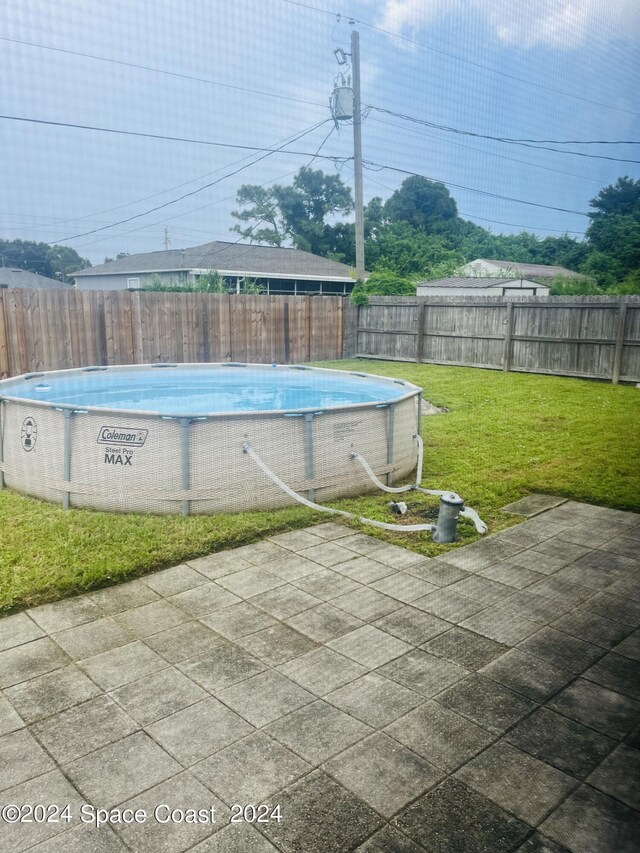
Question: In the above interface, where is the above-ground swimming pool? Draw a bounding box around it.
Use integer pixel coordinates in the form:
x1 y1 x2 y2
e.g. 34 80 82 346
0 364 422 515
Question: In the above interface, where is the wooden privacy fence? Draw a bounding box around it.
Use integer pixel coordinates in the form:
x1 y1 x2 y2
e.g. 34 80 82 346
350 296 640 384
0 289 344 378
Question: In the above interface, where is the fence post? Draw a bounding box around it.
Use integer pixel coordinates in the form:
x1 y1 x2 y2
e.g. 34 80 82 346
415 299 427 363
502 300 514 372
0 291 9 379
611 302 627 385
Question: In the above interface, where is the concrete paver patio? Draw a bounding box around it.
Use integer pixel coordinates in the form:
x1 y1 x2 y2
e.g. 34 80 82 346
1 499 639 852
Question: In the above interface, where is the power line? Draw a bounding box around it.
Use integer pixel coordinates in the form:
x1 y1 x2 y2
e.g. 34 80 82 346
0 35 325 110
366 107 640 163
366 115 602 185
52 120 337 243
278 0 640 117
0 115 349 163
361 160 589 217
8 123 334 232
347 166 585 235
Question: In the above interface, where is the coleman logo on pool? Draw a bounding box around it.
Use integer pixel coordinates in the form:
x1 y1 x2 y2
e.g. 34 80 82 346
21 417 37 452
97 427 148 447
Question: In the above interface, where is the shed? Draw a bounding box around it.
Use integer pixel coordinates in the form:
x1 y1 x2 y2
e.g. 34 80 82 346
416 277 549 297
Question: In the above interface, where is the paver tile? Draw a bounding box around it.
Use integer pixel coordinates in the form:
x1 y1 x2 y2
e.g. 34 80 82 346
497 590 569 624
4 663 100 723
78 641 166 691
448 575 514 605
143 620 226 663
552 611 631 649
422 626 508 670
325 672 423 728
613 630 640 661
0 728 55 792
332 587 403 621
167 583 241 617
292 569 362 601
412 589 485 623
88 580 160 615
506 706 617 780
259 770 383 853
369 572 437 602
178 646 265 693
186 551 252 579
328 625 412 669
436 674 537 734
141 564 208 597
306 522 351 541
256 553 321 583
264 700 372 765
540 784 640 853
479 563 546 590
51 617 133 659
374 605 450 646
113 771 223 853
193 731 311 803
393 778 531 853
378 649 469 698
480 648 574 702
324 732 443 818
581 591 640 627
404 559 470 587
0 612 44 652
269 529 326 552
0 638 70 689
28 824 129 852
232 541 289 564
338 533 388 556
217 669 315 727
355 825 427 852
297 541 360 567
147 696 253 766
517 626 604 675
191 822 279 852
582 651 640 700
114 600 188 638
547 678 640 739
65 731 181 808
0 771 86 852
278 647 367 695
456 740 577 826
501 494 566 517
587 743 640 811
460 606 540 646
199 602 276 639
28 597 100 634
529 577 596 605
109 666 208 725
385 700 495 772
251 584 321 620
32 694 139 763
215 567 285 598
236 623 318 666
370 545 428 570
0 693 24 734
285 602 364 643
333 556 395 585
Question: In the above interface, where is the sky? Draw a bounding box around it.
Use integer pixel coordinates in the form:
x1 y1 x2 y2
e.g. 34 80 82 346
1 0 639 267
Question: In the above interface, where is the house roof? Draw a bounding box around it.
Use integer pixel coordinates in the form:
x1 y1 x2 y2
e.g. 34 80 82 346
0 268 67 288
417 277 544 289
73 241 358 281
464 259 584 279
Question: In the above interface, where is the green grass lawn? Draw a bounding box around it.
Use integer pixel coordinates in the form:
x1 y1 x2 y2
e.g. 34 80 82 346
1 361 638 613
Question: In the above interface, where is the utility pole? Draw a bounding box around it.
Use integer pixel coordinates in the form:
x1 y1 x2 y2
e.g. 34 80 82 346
164 226 170 251
351 29 365 281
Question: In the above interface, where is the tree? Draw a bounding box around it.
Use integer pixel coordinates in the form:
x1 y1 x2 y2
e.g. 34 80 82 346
231 168 353 256
47 245 91 280
0 239 91 281
583 177 640 287
350 269 416 305
384 177 458 231
104 252 130 263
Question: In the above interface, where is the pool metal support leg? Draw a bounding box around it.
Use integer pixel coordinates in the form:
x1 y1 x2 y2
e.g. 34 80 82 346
62 409 73 509
304 413 315 502
386 403 395 486
180 418 191 517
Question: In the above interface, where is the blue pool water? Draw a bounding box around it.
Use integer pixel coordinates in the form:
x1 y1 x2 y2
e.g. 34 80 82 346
3 366 411 415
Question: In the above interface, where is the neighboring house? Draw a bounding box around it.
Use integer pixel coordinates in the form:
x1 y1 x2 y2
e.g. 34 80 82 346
458 258 585 281
0 268 67 289
72 241 358 295
416 277 550 297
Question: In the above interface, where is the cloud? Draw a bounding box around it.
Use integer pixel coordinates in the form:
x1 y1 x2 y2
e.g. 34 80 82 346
373 0 640 49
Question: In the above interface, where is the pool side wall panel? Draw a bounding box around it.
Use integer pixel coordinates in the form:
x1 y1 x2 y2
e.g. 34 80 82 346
0 366 421 515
